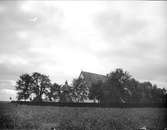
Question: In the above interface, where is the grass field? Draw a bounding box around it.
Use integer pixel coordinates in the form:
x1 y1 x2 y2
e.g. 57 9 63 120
0 102 166 130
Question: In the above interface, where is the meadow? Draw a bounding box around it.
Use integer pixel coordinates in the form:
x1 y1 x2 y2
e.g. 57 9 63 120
0 102 166 130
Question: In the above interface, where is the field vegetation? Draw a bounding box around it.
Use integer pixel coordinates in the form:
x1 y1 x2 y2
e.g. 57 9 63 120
0 102 166 130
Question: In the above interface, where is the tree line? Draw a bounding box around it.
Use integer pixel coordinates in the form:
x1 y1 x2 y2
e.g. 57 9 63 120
15 69 167 104
88 69 166 104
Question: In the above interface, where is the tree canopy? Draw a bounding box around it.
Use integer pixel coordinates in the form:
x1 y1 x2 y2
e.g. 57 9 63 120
88 68 166 104
16 73 33 101
16 72 52 102
88 80 103 103
72 78 88 102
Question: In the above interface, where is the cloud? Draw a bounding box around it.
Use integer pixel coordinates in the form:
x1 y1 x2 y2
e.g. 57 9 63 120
95 12 147 40
0 88 16 101
0 1 167 100
93 2 167 85
0 80 15 90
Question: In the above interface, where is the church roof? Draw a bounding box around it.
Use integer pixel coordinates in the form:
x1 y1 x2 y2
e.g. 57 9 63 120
79 71 107 87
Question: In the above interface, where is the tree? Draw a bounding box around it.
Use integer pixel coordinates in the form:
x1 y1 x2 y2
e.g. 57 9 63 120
16 73 33 101
162 88 167 104
101 81 123 104
107 68 131 84
126 78 140 103
103 68 132 103
47 83 61 101
31 72 51 102
15 72 52 102
88 80 103 103
72 78 88 102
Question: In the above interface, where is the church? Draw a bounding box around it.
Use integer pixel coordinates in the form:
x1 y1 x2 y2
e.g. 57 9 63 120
59 71 107 103
77 71 107 102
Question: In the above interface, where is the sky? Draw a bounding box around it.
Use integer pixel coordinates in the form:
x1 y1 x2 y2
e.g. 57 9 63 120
0 1 166 101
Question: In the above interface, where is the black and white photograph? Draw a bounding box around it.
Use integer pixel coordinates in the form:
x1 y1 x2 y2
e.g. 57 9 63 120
0 0 166 130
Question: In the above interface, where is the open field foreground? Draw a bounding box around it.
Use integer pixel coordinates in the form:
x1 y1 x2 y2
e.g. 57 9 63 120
0 102 167 130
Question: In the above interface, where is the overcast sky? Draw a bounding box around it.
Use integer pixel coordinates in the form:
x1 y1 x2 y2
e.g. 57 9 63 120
0 1 166 101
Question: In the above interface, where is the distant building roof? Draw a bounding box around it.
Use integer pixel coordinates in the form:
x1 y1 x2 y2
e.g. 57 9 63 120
79 71 107 88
